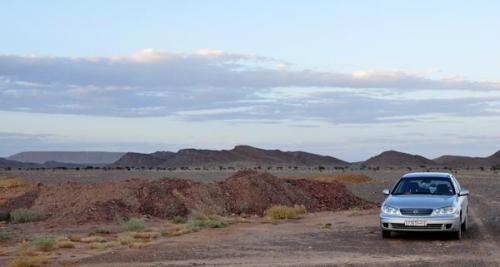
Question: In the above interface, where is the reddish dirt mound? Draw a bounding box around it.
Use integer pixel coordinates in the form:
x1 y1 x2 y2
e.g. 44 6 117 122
221 171 370 214
1 171 372 225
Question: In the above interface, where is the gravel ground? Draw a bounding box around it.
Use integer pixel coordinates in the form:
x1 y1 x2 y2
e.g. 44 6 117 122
78 170 500 266
1 169 499 266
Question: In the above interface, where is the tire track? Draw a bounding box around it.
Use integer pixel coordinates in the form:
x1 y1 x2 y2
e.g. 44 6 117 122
468 194 500 266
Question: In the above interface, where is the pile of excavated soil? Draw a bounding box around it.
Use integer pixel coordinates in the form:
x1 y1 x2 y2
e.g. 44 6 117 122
0 171 372 225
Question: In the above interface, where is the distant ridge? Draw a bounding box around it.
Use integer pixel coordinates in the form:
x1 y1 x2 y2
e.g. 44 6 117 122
8 151 125 165
113 145 348 168
361 150 435 167
434 150 500 168
0 158 39 168
2 147 500 169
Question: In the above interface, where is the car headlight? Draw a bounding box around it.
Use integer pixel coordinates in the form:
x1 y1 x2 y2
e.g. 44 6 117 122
381 205 401 215
432 206 458 216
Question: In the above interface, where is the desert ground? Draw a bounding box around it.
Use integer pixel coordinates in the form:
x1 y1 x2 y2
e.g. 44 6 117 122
1 169 499 266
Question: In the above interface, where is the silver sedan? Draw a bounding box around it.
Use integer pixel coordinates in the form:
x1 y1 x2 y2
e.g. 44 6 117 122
380 172 469 240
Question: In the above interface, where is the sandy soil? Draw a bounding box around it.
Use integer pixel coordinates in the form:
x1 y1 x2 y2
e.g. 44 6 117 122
1 170 499 266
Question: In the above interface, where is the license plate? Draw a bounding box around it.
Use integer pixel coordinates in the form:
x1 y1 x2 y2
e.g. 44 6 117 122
405 220 427 226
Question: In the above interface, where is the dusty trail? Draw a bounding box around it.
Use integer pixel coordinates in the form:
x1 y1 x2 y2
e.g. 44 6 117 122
467 192 500 266
76 209 492 267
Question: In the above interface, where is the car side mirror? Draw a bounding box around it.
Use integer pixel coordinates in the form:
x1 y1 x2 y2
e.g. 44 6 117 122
459 189 469 196
382 189 390 195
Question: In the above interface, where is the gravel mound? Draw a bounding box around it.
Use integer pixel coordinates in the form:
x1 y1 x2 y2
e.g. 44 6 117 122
1 171 372 225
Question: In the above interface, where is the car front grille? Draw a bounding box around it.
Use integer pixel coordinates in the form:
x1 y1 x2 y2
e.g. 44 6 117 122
390 223 443 230
400 208 433 216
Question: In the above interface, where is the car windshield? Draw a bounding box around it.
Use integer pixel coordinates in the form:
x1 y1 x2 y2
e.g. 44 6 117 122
392 177 455 195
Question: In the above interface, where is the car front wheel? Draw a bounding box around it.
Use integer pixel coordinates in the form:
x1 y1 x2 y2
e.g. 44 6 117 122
452 216 462 240
381 230 391 238
461 212 468 232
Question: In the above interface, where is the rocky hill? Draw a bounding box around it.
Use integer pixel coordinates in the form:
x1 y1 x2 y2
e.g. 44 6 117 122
362 150 435 167
8 151 125 165
434 150 500 168
0 158 39 168
113 145 348 168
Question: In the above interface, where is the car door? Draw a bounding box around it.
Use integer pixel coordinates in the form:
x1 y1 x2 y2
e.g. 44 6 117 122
451 176 468 221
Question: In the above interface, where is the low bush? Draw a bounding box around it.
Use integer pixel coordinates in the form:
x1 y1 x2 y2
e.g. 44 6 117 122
124 218 145 232
187 213 228 231
10 209 38 224
0 228 10 242
265 205 307 220
132 231 160 239
172 215 187 224
239 202 250 214
8 256 48 267
57 240 75 249
0 177 27 188
31 235 56 252
88 227 111 236
80 236 106 243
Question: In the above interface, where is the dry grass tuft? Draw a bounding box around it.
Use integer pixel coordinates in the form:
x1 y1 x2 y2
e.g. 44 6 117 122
0 227 10 241
307 174 372 184
10 209 38 224
131 231 160 239
88 242 110 250
67 235 82 242
0 177 28 188
117 234 135 246
129 242 151 249
8 256 49 267
31 235 56 252
265 205 307 221
80 236 106 243
161 225 194 237
57 240 75 249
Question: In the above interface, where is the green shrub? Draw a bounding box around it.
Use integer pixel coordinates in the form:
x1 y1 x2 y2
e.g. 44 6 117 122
187 213 227 230
10 209 38 223
0 228 10 241
124 217 145 232
172 215 187 224
32 235 56 252
265 205 307 220
239 203 249 214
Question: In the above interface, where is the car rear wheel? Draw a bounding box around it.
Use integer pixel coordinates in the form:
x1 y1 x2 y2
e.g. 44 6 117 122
381 230 391 238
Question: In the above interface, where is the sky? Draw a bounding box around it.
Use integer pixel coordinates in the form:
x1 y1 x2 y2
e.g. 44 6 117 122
1 0 500 161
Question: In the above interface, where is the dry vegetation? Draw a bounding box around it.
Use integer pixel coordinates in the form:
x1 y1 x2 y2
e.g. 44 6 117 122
293 173 373 184
31 235 56 252
0 227 10 242
265 205 307 221
0 177 28 188
9 209 38 224
8 255 49 267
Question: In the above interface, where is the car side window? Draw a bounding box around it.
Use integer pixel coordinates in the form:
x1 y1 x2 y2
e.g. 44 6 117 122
451 176 461 193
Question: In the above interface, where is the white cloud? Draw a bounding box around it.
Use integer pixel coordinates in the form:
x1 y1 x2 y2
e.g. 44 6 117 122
1 49 500 123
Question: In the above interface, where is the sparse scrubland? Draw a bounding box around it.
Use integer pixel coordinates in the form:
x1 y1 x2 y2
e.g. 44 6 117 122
0 170 376 266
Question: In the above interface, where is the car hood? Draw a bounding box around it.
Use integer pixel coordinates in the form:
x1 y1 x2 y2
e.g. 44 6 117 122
384 195 456 209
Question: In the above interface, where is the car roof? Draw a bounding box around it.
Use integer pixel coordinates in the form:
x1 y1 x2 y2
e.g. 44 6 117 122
401 172 452 178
